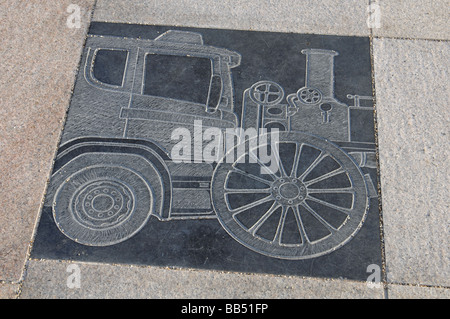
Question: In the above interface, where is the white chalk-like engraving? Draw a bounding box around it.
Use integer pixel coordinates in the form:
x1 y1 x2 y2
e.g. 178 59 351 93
47 30 377 259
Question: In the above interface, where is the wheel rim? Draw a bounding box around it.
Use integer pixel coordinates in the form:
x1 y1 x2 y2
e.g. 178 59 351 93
212 132 368 259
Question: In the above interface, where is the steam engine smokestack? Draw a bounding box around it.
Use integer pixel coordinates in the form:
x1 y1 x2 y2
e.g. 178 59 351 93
301 49 338 98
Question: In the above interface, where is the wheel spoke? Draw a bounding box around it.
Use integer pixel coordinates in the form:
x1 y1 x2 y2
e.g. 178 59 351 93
303 167 347 187
290 143 303 178
293 205 310 244
300 201 336 233
272 206 288 245
231 167 274 186
272 142 287 177
305 195 350 215
307 187 355 194
230 195 274 216
225 187 271 194
298 151 326 181
248 150 279 180
263 85 271 103
247 201 281 235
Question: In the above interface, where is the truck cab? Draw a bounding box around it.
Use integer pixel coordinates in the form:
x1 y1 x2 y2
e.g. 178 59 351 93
61 30 241 153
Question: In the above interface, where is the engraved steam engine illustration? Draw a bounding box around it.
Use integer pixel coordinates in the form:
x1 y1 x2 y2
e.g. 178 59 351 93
45 30 378 259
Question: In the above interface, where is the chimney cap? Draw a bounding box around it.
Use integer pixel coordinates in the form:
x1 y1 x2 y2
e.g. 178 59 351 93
301 48 339 56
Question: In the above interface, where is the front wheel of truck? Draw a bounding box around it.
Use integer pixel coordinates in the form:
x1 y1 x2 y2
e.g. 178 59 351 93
52 153 156 246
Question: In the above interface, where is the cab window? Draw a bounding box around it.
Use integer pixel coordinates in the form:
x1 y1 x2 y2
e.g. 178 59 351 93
92 49 128 86
143 54 212 104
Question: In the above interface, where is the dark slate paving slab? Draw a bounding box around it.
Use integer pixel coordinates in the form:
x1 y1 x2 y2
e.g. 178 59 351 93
31 22 382 281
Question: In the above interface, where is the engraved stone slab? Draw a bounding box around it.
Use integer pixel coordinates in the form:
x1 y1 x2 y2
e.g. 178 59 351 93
31 23 382 281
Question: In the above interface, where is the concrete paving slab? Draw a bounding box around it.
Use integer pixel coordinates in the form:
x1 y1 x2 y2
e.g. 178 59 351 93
0 0 95 282
373 38 449 287
92 0 371 36
1 0 448 300
19 259 385 299
0 282 19 299
388 284 450 299
371 0 450 40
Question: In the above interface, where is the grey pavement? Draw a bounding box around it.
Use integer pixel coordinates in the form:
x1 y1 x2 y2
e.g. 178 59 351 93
0 0 449 299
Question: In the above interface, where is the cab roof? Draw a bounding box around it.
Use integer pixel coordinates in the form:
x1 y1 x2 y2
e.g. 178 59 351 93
86 31 242 68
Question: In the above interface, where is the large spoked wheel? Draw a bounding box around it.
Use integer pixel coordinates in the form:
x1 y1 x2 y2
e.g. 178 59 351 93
211 131 369 259
53 153 156 246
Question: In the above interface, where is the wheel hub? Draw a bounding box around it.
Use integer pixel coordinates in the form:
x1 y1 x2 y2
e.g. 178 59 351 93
73 180 133 227
91 194 115 213
272 177 307 206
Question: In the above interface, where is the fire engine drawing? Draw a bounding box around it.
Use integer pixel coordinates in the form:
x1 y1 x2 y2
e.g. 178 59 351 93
45 30 378 259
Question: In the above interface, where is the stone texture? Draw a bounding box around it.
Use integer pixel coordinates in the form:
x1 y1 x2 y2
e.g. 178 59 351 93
19 260 385 299
93 0 370 36
0 282 19 299
388 284 450 299
31 24 381 281
372 0 450 40
1 0 448 299
0 0 95 281
373 38 449 287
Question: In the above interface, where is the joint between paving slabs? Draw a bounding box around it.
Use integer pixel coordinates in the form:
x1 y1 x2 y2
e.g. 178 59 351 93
367 21 389 299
